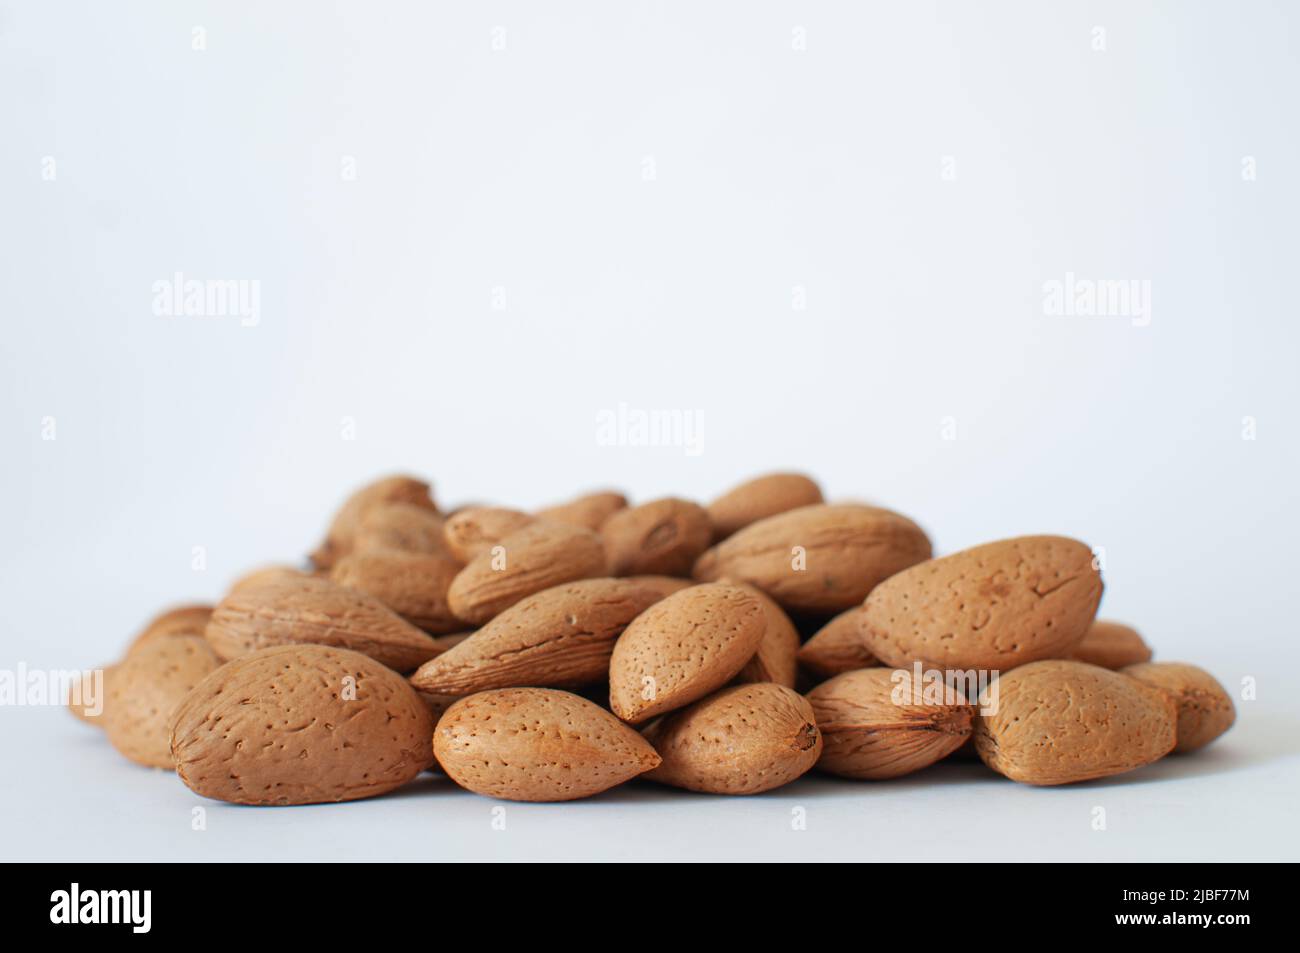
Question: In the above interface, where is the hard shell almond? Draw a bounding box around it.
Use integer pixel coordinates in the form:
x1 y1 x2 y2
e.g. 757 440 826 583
602 497 713 576
707 472 824 540
807 667 974 779
205 574 440 672
104 635 224 768
609 583 767 723
797 607 879 680
733 584 800 688
229 566 307 594
1071 620 1153 669
353 502 450 558
331 550 462 634
446 522 606 625
442 507 535 563
625 575 694 600
311 474 435 569
973 659 1177 785
861 535 1103 671
410 578 661 695
433 688 661 801
535 490 628 531
1122 662 1235 752
642 683 821 794
171 644 435 805
126 604 214 655
692 503 932 614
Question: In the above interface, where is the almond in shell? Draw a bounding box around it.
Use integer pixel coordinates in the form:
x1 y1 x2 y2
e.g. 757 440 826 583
732 584 800 688
442 507 535 563
797 607 878 680
1122 661 1235 752
601 497 713 576
353 502 450 558
311 474 435 569
1071 620 1153 669
331 549 462 634
534 490 627 531
707 472 824 540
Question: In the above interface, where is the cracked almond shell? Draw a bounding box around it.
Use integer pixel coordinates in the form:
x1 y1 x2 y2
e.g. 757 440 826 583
807 667 974 779
692 503 932 614
170 644 435 805
433 688 661 801
410 578 661 695
642 683 822 794
1122 661 1235 753
973 659 1177 785
860 535 1103 671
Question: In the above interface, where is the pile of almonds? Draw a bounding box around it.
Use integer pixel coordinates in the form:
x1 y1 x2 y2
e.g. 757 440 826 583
69 473 1236 803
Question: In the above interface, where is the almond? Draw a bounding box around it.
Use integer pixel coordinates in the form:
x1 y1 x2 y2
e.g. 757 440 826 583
797 607 878 680
535 490 628 531
807 668 974 779
331 549 462 634
353 502 450 558
229 566 307 594
1122 662 1235 752
1071 620 1153 669
446 521 606 625
707 472 824 540
625 575 694 600
171 644 435 804
609 582 767 723
126 604 214 655
642 683 821 794
104 635 224 768
733 584 799 688
442 506 535 563
311 474 435 569
973 659 1177 785
205 574 440 672
861 535 1103 671
692 503 932 613
410 578 661 695
67 664 115 726
433 688 661 801
602 497 713 576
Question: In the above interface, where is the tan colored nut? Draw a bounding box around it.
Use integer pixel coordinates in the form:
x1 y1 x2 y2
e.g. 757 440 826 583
229 566 308 594
797 607 878 679
205 574 440 672
434 688 661 801
311 474 435 569
807 668 973 779
534 491 628 531
171 644 435 805
67 664 116 726
103 635 224 768
1122 661 1235 752
861 535 1103 671
410 578 661 695
707 472 824 540
973 660 1177 785
609 583 766 724
732 583 800 688
692 503 932 614
643 683 821 794
126 604 214 655
1071 620 1153 669
602 497 713 576
442 507 535 563
331 549 462 634
353 502 450 558
624 575 694 600
446 522 606 626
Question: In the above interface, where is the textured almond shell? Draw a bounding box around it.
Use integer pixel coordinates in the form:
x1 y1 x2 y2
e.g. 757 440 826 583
171 644 435 804
643 683 822 794
797 607 879 679
126 604 214 655
973 660 1177 785
446 522 606 625
433 688 661 801
608 583 767 723
1122 662 1235 753
331 550 462 634
534 491 628 531
625 575 694 600
732 584 800 688
602 497 713 576
205 575 440 672
1071 620 1153 669
353 502 450 558
311 474 435 569
807 668 973 779
692 503 932 613
104 635 225 768
707 472 824 540
410 578 661 695
442 507 535 563
861 535 1103 671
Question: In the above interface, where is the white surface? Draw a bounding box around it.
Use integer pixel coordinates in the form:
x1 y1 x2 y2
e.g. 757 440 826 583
2 1 1298 861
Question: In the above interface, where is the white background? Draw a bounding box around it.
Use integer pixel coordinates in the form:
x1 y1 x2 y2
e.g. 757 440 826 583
2 1 1297 861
